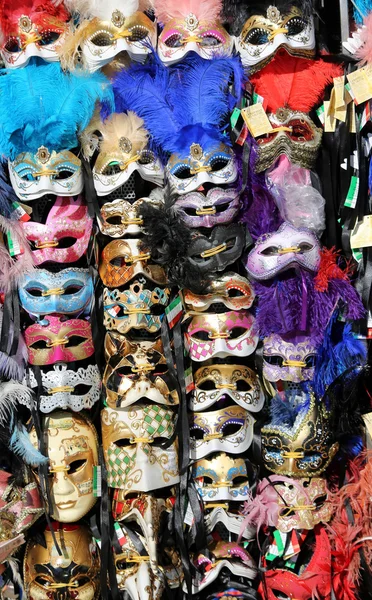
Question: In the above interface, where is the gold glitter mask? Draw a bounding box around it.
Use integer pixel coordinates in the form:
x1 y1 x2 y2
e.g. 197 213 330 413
192 453 252 502
274 477 332 532
184 272 255 312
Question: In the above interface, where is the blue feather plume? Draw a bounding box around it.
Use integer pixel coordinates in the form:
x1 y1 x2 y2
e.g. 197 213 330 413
270 390 311 427
353 0 372 23
0 63 113 159
10 422 48 467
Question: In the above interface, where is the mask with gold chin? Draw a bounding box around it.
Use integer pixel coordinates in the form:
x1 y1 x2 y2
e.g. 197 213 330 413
24 523 100 600
29 411 99 522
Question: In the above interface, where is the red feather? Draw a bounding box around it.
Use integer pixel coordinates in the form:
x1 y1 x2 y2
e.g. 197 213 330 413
0 0 70 37
314 247 350 292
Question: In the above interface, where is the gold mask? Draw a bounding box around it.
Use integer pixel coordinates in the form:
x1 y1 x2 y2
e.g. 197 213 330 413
184 272 255 312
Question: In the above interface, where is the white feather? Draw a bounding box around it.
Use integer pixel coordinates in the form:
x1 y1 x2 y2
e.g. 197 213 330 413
64 0 140 20
0 381 34 426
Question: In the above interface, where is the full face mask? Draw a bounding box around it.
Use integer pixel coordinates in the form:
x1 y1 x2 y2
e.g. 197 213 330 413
103 332 179 408
29 411 99 521
82 112 163 196
186 310 258 361
114 546 165 600
263 334 317 383
184 273 255 312
99 239 167 288
154 0 233 65
21 195 93 264
192 453 253 502
261 394 339 478
0 1 70 69
246 222 320 281
174 187 240 228
24 523 100 600
25 363 102 412
190 364 265 412
101 404 179 494
189 405 255 460
19 269 94 319
25 316 95 366
103 279 170 335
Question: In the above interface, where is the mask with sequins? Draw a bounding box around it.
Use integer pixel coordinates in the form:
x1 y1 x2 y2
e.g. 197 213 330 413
192 453 253 502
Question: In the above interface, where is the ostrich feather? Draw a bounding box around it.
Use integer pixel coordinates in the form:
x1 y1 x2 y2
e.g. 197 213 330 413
81 111 148 160
63 0 146 20
153 0 222 24
10 422 48 467
356 13 372 65
352 0 372 24
0 216 34 293
0 382 34 427
0 0 70 37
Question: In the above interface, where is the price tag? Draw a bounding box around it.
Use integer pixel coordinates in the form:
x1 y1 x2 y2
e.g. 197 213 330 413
324 101 336 132
351 215 372 248
333 75 345 108
241 104 273 138
347 65 372 105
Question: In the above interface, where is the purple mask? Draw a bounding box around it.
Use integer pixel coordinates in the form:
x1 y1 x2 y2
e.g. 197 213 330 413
245 222 320 281
263 334 317 383
174 187 240 228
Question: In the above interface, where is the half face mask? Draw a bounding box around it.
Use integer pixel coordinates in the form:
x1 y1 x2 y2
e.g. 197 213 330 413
103 280 170 335
190 364 265 412
26 363 102 413
98 198 147 238
192 453 252 502
184 273 255 312
273 477 331 532
103 332 179 408
114 550 165 600
261 394 339 477
9 148 83 201
155 0 233 65
246 222 320 280
101 404 179 494
263 334 317 383
174 187 240 228
19 269 94 319
99 239 167 288
235 5 315 71
189 405 255 460
21 195 93 265
0 2 70 69
82 112 163 196
25 316 95 366
186 310 258 361
29 412 99 521
24 523 100 600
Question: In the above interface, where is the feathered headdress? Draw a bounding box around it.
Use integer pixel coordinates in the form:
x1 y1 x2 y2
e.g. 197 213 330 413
0 62 113 160
222 0 315 35
0 0 70 38
153 0 223 24
111 53 244 160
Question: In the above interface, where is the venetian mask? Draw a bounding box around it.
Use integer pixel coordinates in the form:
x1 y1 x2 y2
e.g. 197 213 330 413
101 404 179 494
25 316 95 366
263 334 317 383
24 523 100 600
273 477 331 532
99 239 167 288
190 364 265 412
174 186 240 228
98 198 149 238
21 195 93 265
184 273 255 312
192 453 252 502
29 411 99 522
19 269 94 319
204 506 256 541
246 222 320 280
261 394 339 477
103 280 170 335
9 148 83 201
103 332 179 408
186 310 258 361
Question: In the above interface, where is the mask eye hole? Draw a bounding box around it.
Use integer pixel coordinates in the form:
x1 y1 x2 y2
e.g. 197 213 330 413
190 426 206 441
209 157 230 172
90 31 113 47
172 165 192 180
4 36 22 53
102 162 123 176
127 25 150 42
163 32 183 48
264 354 284 367
68 459 87 474
63 284 84 296
272 589 290 599
314 494 327 509
298 242 313 252
198 475 214 485
229 327 247 340
39 31 61 46
200 34 223 47
73 576 91 587
236 379 253 392
190 329 211 342
54 168 76 180
105 214 123 225
243 28 270 46
231 475 248 487
260 245 280 256
73 384 93 395
25 287 43 297
66 335 87 347
286 16 307 36
305 354 316 368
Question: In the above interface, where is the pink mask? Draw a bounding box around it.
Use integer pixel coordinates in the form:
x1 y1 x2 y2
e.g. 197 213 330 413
22 196 93 266
186 310 258 361
174 187 240 228
245 222 320 281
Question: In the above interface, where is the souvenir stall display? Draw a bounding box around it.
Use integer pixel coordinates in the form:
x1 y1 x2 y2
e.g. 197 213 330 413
0 0 371 599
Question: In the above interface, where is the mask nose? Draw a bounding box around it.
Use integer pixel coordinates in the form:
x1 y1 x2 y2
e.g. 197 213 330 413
56 589 68 600
287 366 304 383
53 471 76 496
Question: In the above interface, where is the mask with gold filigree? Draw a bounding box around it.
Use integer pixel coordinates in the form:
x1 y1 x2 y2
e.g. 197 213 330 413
261 392 339 477
101 404 179 494
192 453 255 502
59 0 156 72
184 273 255 312
29 411 99 522
97 197 158 238
0 0 71 69
174 186 240 228
103 332 179 408
24 523 100 600
263 333 317 383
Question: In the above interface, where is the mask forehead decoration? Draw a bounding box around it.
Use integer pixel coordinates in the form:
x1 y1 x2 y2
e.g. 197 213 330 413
82 111 163 196
174 187 240 228
99 238 168 288
21 196 93 263
0 0 71 69
192 453 252 502
103 332 179 408
191 364 265 412
263 333 317 383
261 393 339 477
186 310 258 361
101 404 179 493
29 412 99 522
154 0 233 65
103 280 170 335
59 0 156 72
184 272 255 312
25 316 95 366
24 523 100 600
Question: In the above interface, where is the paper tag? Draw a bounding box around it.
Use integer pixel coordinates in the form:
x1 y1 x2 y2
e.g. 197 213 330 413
347 65 372 105
241 104 273 138
184 502 195 527
324 101 336 132
6 232 23 257
334 75 345 107
351 215 372 248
